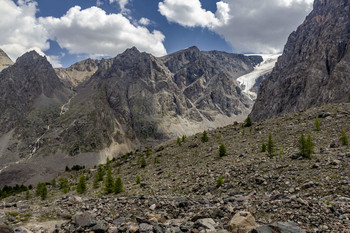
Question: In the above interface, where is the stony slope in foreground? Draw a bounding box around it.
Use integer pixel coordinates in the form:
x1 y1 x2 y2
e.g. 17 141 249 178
1 103 350 232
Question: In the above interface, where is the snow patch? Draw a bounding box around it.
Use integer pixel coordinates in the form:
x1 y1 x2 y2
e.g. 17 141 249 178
237 54 280 100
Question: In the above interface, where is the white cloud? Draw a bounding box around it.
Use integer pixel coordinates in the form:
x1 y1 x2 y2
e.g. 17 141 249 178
0 0 49 61
159 0 313 53
158 0 230 29
110 0 129 13
214 0 313 53
96 0 103 7
39 6 167 57
139 17 150 26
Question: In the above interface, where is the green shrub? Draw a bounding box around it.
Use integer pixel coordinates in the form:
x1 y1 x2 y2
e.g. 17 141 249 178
201 130 209 143
177 136 182 146
341 129 349 146
217 175 224 187
218 143 227 158
182 135 186 142
136 175 141 184
315 117 320 131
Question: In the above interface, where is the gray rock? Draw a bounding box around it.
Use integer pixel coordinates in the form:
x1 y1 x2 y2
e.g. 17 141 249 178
194 218 216 230
73 212 96 227
250 221 306 233
113 217 126 226
0 225 14 233
139 223 154 232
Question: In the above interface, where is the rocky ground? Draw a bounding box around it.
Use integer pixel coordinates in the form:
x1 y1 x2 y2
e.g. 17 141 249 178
1 103 350 232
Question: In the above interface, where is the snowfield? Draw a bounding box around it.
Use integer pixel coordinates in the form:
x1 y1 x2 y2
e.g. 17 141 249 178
237 54 280 99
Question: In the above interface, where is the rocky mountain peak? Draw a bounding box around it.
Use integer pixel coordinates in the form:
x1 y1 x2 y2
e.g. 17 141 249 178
0 48 13 72
15 50 51 68
251 0 350 121
121 46 142 57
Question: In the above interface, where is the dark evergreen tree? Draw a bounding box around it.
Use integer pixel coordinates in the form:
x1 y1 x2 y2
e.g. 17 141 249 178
244 116 252 127
218 143 227 158
315 116 320 131
104 167 114 194
201 130 209 143
77 174 87 194
114 176 124 194
267 133 274 158
341 129 349 146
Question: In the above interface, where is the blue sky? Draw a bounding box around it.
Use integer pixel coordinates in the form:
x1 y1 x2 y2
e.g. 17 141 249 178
0 0 313 67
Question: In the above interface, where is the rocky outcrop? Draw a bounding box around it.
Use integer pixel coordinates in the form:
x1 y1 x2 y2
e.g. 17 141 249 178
0 49 13 72
55 58 100 87
251 0 350 121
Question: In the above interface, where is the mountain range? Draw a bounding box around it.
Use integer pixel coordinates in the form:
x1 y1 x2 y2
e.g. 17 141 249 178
0 46 263 186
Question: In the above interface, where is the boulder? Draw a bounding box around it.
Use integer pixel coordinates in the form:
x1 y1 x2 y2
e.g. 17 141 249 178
228 211 258 233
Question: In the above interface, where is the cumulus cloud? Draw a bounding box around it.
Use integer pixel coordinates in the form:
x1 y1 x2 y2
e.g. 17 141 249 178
214 0 314 53
158 0 230 29
39 6 167 57
0 0 49 61
159 0 313 53
110 0 129 13
139 17 151 26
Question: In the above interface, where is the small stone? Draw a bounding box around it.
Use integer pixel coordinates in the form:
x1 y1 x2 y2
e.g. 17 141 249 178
149 204 156 210
128 223 139 233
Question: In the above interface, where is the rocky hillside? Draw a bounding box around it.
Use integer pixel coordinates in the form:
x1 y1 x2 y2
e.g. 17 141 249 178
1 102 350 232
251 0 350 121
0 49 13 72
0 47 262 186
55 58 100 88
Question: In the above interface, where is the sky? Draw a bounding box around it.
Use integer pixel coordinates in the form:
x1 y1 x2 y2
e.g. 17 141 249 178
0 0 314 68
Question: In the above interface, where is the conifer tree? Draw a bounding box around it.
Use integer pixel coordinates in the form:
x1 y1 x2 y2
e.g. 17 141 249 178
97 165 105 181
51 178 56 188
177 136 182 146
261 142 267 152
104 167 114 194
114 176 124 194
299 133 314 159
306 133 314 157
182 135 186 142
136 175 141 184
244 116 252 127
59 178 70 194
341 129 349 146
315 116 320 131
267 133 274 158
77 174 87 194
140 156 146 168
217 175 224 187
219 143 227 158
201 130 209 143
146 146 151 157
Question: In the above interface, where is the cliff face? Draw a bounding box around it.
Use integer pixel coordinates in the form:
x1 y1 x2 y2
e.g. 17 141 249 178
251 0 350 121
